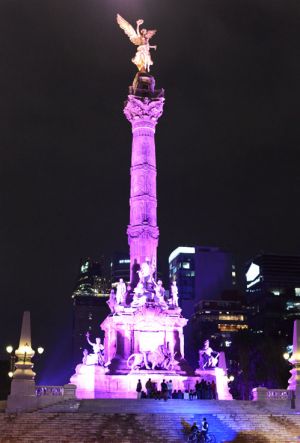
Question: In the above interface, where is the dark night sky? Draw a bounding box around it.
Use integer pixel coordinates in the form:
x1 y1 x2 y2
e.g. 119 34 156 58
0 0 299 382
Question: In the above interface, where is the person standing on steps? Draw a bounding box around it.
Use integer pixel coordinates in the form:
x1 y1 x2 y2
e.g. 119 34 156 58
136 379 142 399
161 379 168 401
200 417 209 442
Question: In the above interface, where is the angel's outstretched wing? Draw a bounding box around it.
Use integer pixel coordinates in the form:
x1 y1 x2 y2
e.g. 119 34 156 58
117 14 141 45
145 30 157 40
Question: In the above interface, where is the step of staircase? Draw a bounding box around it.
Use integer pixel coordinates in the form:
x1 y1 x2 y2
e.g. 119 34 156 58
1 400 300 442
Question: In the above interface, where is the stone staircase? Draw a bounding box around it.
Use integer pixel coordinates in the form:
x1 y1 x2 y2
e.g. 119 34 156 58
1 399 300 442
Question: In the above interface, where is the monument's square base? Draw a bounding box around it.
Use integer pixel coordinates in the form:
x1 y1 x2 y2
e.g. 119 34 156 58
70 364 232 399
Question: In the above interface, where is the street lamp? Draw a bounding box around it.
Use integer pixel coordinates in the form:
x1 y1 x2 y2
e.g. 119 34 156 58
5 343 45 377
283 352 290 360
6 345 16 377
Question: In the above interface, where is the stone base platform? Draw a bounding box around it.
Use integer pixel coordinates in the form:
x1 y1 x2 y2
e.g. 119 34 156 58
70 365 232 399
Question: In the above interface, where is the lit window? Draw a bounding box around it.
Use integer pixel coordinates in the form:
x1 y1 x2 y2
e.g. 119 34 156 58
182 262 190 269
232 271 236 277
295 288 300 297
218 324 248 332
272 290 281 296
219 315 244 321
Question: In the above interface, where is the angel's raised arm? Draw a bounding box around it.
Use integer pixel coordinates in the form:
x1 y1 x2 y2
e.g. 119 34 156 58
136 19 144 37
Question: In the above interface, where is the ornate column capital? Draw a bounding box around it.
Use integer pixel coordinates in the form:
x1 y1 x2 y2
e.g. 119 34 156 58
124 96 165 128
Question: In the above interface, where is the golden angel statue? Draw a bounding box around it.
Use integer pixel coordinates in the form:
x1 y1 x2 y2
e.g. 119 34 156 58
117 14 157 72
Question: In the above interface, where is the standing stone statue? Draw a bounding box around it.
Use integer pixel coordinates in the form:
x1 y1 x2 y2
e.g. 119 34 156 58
154 280 167 309
170 281 179 307
107 288 117 313
117 14 157 72
116 278 126 305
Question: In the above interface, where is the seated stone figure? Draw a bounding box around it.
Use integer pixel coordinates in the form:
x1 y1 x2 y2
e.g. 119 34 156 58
199 339 219 370
131 282 147 308
131 261 156 307
137 262 156 300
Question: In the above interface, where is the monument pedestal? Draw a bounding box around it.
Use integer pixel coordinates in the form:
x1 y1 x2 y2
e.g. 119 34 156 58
70 304 232 400
71 365 203 399
101 304 187 374
195 368 232 400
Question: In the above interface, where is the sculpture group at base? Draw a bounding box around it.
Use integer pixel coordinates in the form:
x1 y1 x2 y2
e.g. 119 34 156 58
127 344 178 371
107 261 180 314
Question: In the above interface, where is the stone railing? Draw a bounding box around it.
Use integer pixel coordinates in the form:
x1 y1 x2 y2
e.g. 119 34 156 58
266 389 292 400
34 383 77 410
252 387 293 401
36 386 64 397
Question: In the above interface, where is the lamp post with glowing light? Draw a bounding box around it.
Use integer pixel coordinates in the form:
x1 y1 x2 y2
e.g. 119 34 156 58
6 345 16 378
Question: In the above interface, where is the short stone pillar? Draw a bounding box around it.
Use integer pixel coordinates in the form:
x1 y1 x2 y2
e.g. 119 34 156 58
288 320 300 409
6 311 37 412
252 387 268 401
63 384 77 399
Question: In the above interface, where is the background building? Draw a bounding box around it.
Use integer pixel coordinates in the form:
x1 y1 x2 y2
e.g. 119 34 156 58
169 245 237 364
245 253 300 336
72 258 110 367
110 252 130 287
169 246 236 318
192 297 248 348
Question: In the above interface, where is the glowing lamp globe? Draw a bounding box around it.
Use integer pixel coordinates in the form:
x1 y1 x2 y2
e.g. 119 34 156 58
6 346 13 354
37 347 44 354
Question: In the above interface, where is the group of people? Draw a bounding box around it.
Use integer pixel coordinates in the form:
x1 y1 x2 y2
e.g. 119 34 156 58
136 378 216 400
136 378 172 401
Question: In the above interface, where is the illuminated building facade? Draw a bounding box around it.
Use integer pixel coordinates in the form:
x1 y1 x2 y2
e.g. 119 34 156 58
245 253 300 335
192 299 248 347
169 246 236 319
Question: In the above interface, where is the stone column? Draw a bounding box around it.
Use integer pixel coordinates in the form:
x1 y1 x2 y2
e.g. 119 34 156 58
6 311 37 412
124 78 164 282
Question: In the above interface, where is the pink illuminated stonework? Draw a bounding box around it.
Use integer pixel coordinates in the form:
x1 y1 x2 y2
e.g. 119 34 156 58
70 71 232 401
124 75 164 281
